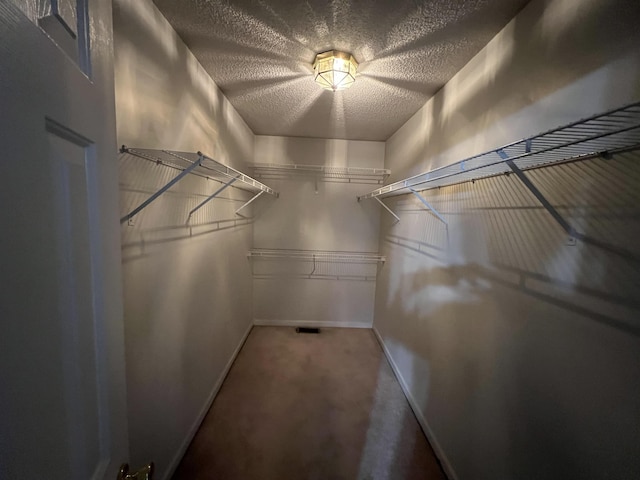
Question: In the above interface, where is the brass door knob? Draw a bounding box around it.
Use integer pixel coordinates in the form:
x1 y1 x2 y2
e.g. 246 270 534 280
117 463 154 480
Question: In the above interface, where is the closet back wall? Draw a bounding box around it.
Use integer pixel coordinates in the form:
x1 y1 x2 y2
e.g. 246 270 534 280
252 136 384 327
113 0 255 478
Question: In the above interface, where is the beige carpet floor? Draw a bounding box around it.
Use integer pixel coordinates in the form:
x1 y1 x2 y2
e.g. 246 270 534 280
172 326 446 480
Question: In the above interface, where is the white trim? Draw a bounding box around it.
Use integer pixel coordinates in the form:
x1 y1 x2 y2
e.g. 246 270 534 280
372 327 458 480
163 321 254 480
253 318 372 329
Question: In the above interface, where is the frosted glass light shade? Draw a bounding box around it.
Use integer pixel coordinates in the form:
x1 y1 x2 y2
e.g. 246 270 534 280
312 50 358 91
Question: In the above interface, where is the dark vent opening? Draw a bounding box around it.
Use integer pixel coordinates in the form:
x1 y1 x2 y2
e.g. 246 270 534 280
296 327 320 334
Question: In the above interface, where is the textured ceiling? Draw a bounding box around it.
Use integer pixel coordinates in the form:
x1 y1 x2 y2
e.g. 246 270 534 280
153 0 530 141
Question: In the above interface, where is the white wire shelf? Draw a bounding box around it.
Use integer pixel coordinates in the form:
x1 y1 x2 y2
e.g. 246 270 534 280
248 249 385 263
120 147 278 223
247 249 386 281
358 101 640 199
123 148 277 194
251 163 391 185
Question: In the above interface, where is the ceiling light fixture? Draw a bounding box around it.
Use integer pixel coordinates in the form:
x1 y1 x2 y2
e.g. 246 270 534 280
312 50 358 92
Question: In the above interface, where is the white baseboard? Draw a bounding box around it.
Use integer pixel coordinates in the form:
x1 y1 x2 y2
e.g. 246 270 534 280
253 318 372 329
372 327 458 480
163 321 254 480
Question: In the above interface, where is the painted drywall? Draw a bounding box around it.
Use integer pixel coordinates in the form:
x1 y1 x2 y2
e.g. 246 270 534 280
113 1 256 478
252 136 384 326
375 0 640 479
386 0 640 183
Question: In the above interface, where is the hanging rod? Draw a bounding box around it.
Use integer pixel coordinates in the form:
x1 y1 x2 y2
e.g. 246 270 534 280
247 248 385 282
251 163 390 184
358 101 640 200
120 147 278 224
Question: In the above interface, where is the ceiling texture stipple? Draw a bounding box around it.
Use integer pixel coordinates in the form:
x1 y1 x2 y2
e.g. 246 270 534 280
152 0 530 141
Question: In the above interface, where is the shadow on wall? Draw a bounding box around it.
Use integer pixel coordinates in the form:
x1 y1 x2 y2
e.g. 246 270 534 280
113 0 253 165
113 2 260 477
119 153 259 263
387 151 640 318
375 149 640 479
389 0 640 179
117 150 257 478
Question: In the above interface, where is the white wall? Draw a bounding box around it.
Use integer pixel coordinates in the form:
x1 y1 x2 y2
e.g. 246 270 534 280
374 0 640 479
386 0 640 183
113 1 256 478
252 136 384 327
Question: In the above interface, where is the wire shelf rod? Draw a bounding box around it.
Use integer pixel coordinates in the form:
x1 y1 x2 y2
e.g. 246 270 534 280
358 101 640 200
121 147 230 186
120 154 202 224
120 146 279 223
247 249 386 263
122 147 278 196
251 163 390 176
251 162 391 185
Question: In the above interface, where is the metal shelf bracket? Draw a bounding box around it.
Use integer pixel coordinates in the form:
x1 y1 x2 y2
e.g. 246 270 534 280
120 147 278 224
374 196 400 222
188 176 238 219
501 150 639 260
120 150 203 224
501 152 579 240
236 191 265 217
408 188 448 225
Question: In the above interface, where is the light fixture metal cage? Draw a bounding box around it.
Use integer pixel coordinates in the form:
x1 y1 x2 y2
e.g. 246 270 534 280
312 50 358 91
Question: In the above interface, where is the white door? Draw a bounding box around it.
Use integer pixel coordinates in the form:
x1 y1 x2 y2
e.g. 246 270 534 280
0 1 129 479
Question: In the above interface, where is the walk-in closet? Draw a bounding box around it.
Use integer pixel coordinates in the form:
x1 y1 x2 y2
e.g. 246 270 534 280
2 0 639 479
